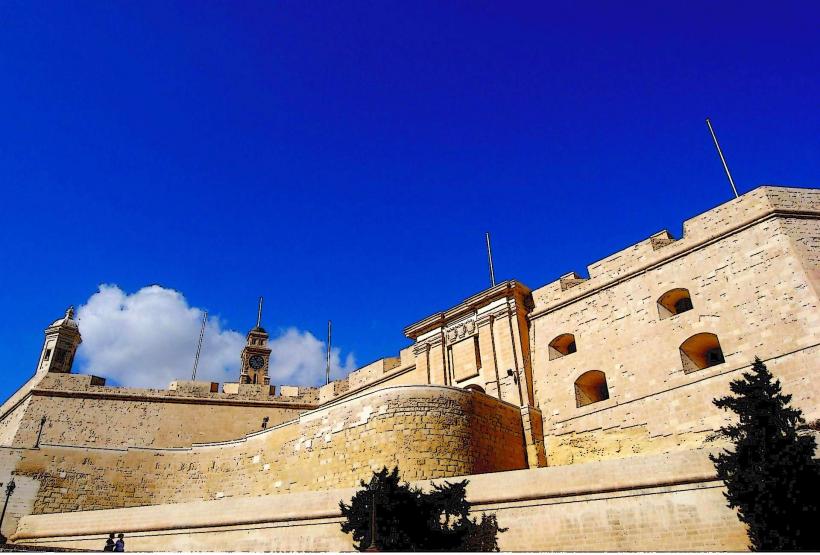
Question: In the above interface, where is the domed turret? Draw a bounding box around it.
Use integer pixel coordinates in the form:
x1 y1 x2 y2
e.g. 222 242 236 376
49 306 79 329
38 306 82 375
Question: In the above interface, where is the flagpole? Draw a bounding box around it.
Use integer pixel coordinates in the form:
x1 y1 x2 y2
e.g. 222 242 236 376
705 117 739 198
486 232 496 287
191 311 208 380
326 320 332 385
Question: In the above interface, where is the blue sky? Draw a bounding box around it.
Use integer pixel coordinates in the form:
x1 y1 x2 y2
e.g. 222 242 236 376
1 1 817 399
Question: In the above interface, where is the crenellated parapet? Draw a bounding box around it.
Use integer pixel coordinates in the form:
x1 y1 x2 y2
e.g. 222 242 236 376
529 186 820 316
526 185 820 466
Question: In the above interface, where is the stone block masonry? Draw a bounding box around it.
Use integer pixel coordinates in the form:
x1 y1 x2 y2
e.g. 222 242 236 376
11 449 751 551
528 186 820 464
2 373 317 449
1 184 818 551
14 385 526 514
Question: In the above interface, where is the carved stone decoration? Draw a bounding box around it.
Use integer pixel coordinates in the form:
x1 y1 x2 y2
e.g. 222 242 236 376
445 317 478 345
446 327 459 343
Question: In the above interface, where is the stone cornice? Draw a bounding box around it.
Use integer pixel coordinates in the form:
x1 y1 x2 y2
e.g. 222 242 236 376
404 280 532 339
242 346 272 355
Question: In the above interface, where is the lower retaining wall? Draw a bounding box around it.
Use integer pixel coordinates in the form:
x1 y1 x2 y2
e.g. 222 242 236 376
11 449 749 551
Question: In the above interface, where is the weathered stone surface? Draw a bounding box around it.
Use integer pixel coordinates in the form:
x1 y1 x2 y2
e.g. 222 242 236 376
0 185 817 551
12 449 752 551
13 386 525 514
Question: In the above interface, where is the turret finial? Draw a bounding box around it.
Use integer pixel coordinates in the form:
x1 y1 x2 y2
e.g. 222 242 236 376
66 306 75 320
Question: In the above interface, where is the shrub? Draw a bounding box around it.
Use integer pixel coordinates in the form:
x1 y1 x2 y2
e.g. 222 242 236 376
339 467 505 551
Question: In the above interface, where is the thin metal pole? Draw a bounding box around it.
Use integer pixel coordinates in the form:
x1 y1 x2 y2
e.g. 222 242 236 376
366 482 379 552
35 416 46 448
0 480 15 544
705 117 739 198
371 488 377 549
486 232 496 287
256 296 264 328
191 311 208 380
326 320 332 385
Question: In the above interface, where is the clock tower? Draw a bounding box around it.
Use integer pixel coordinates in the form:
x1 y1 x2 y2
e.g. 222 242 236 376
239 297 272 385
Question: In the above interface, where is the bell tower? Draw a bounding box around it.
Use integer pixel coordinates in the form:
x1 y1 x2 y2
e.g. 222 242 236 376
37 306 82 375
239 297 272 385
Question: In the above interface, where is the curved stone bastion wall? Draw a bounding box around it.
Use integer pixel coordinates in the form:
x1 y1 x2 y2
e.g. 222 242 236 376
13 385 527 514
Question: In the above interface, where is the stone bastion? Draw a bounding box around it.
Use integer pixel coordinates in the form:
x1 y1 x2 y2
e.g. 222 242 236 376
10 384 527 515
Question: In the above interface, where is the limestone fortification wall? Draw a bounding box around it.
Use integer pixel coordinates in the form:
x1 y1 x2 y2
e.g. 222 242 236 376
0 374 46 445
2 373 317 449
0 448 41 541
528 186 820 464
0 397 32 446
1 185 818 550
11 385 525 514
318 345 421 403
11 448 751 551
532 186 819 304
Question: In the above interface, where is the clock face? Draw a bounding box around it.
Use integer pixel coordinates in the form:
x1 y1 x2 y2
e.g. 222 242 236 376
249 355 265 369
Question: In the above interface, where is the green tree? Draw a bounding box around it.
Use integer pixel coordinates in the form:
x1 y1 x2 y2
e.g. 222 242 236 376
339 467 505 551
711 357 820 551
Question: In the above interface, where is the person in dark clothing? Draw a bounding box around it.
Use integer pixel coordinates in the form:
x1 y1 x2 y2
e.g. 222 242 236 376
103 533 115 551
114 533 125 552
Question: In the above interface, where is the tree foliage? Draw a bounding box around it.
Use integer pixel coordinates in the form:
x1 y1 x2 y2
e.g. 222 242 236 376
339 467 505 551
711 357 820 551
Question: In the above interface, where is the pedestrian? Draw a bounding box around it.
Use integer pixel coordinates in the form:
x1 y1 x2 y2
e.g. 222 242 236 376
103 533 115 551
114 533 125 552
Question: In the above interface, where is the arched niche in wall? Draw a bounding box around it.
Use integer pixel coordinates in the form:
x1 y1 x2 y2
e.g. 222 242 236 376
574 370 609 408
657 288 694 319
464 384 486 394
549 333 577 360
680 332 725 373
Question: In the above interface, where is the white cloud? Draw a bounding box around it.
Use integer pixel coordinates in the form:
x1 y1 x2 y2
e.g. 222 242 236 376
75 285 356 389
267 328 357 386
